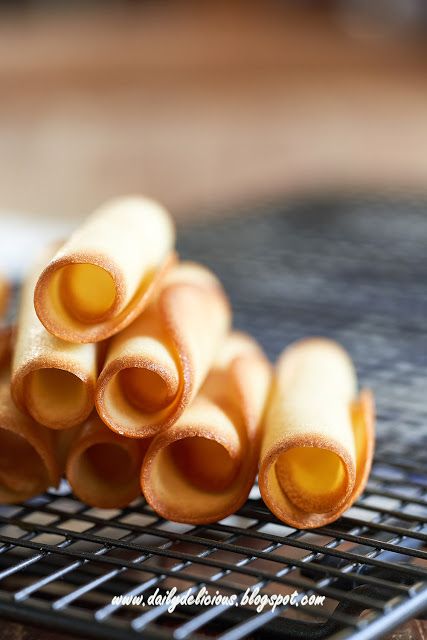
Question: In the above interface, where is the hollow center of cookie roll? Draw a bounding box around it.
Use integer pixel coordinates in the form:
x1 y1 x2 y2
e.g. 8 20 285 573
25 368 90 429
83 442 136 484
275 446 348 513
170 436 239 492
60 263 117 323
97 334 181 437
118 367 176 414
0 429 49 498
67 438 143 508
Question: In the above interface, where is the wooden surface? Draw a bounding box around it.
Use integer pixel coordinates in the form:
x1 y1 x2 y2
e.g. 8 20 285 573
0 1 427 222
0 617 425 640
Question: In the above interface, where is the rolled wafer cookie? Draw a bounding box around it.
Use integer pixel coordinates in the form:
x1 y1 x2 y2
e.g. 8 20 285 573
259 338 375 529
12 250 97 429
66 414 149 508
34 196 176 343
141 332 272 524
0 330 60 503
96 262 231 438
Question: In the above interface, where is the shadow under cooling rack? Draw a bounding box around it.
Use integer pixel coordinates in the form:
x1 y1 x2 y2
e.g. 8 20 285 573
0 194 426 639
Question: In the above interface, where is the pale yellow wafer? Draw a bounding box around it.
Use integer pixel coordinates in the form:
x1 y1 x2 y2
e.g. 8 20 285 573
0 331 60 503
66 414 149 508
259 338 375 529
141 332 272 524
12 250 97 430
96 262 231 438
34 196 175 343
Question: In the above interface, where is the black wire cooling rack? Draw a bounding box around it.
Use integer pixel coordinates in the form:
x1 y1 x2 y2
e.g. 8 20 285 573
0 195 426 640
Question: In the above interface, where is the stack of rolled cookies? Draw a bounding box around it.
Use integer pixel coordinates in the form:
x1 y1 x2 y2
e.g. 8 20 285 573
0 196 375 528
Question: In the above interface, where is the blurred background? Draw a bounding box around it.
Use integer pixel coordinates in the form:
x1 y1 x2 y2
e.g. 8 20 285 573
0 0 427 228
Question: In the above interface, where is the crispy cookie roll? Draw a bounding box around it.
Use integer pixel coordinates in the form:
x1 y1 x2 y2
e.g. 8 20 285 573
0 275 10 320
0 329 60 503
141 332 272 524
96 262 231 438
34 196 175 343
66 414 149 508
259 338 375 529
12 251 97 430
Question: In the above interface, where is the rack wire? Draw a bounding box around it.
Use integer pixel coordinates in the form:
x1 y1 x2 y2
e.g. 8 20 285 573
0 194 426 639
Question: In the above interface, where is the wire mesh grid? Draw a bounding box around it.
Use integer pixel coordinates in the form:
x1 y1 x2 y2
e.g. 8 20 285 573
0 195 426 639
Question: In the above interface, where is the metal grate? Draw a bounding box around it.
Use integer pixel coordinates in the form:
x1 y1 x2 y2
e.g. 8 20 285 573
0 194 426 639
